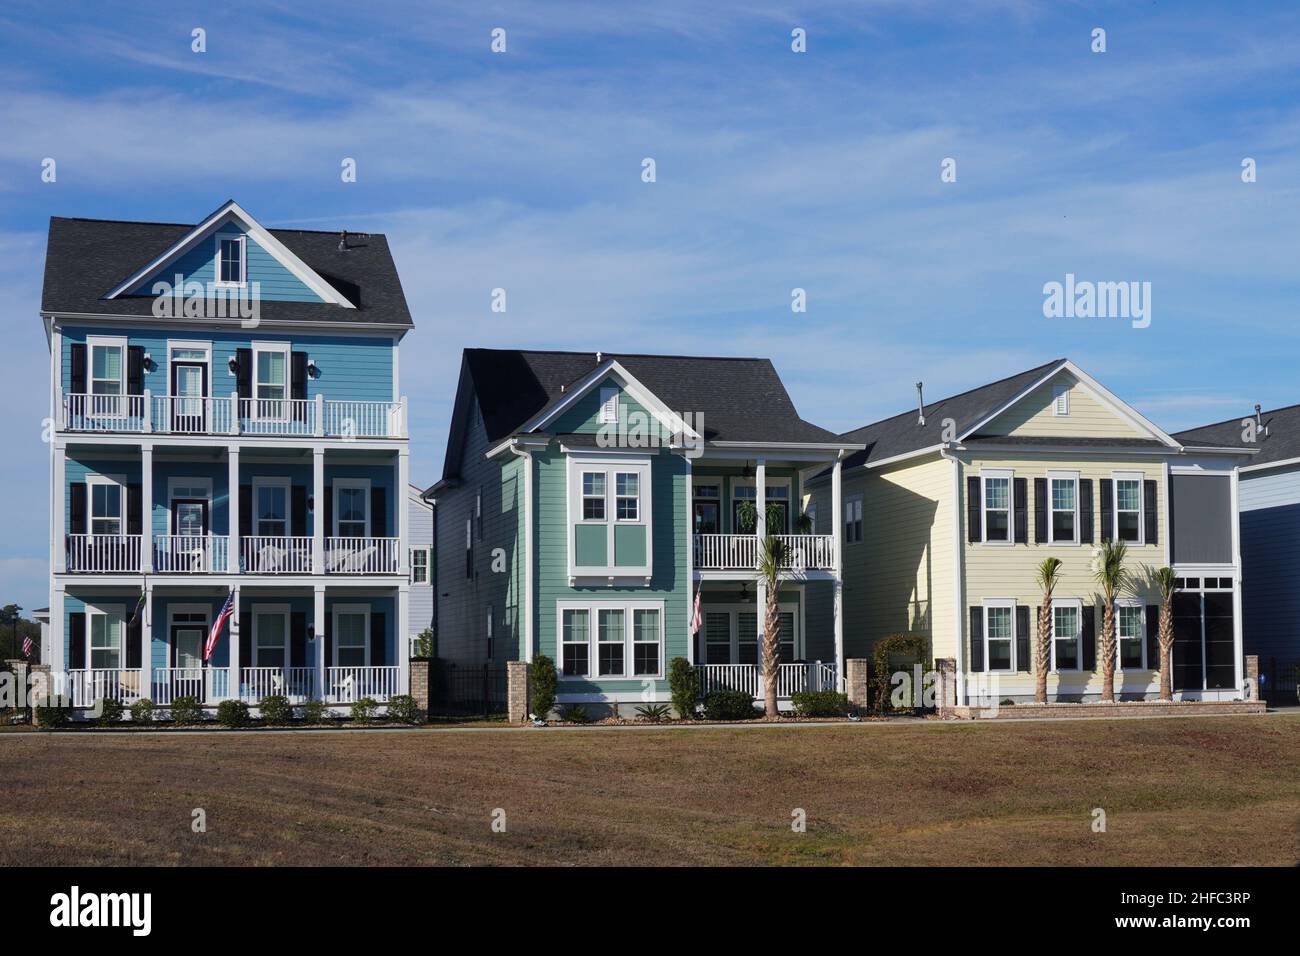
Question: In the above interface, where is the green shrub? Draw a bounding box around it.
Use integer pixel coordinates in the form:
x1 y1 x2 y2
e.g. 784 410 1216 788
216 699 251 728
169 696 203 726
668 656 698 719
530 654 558 721
129 698 155 725
702 690 758 721
561 704 588 724
35 704 69 728
301 699 328 724
634 703 672 723
790 690 849 718
95 698 126 727
259 695 293 725
413 628 434 659
351 697 379 722
385 694 422 724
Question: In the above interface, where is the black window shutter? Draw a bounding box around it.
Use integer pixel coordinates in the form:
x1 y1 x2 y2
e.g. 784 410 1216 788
966 476 981 543
1079 478 1094 543
70 343 87 394
325 622 333 669
1015 604 1031 672
1143 480 1158 545
127 614 142 669
69 612 86 669
1100 480 1114 543
235 348 252 401
370 611 386 667
239 486 252 537
968 606 984 672
291 612 307 668
239 615 251 667
1145 605 1160 669
324 485 333 537
291 486 307 537
290 351 308 422
371 487 387 537
1081 605 1096 670
127 346 145 395
126 483 143 536
1013 478 1027 543
1034 478 1048 543
69 482 88 534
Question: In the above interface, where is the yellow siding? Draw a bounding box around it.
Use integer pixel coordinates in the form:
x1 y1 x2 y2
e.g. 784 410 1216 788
982 370 1148 439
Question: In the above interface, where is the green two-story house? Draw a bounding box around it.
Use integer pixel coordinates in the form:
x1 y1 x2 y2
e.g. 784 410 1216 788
426 349 861 716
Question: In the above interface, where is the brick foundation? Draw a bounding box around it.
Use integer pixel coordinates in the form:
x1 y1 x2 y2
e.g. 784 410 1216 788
949 698 1267 720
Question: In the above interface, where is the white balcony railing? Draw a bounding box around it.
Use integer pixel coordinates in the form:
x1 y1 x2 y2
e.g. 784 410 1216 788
325 537 401 574
240 666 316 703
325 666 401 703
61 394 145 432
150 667 229 704
696 661 839 700
153 535 230 573
65 534 142 573
241 536 313 574
65 668 146 707
149 395 235 435
693 533 836 571
320 400 406 439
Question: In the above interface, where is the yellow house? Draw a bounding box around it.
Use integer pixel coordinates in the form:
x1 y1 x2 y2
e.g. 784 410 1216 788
806 359 1255 706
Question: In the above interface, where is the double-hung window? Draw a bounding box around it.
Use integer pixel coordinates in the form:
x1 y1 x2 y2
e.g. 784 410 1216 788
216 234 246 286
982 472 1012 543
89 609 123 669
1114 475 1143 543
597 609 625 676
693 483 720 534
615 472 639 521
559 601 663 679
561 608 590 676
89 477 123 536
333 605 369 667
252 343 289 419
410 547 430 584
1052 600 1081 671
254 608 288 668
1117 603 1145 669
984 601 1015 672
844 495 863 544
334 480 369 538
632 608 661 675
582 472 606 520
1049 472 1078 544
253 479 288 537
89 340 125 396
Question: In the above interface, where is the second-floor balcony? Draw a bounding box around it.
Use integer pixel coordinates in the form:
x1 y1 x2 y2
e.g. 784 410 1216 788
694 533 836 572
64 533 402 576
59 392 407 440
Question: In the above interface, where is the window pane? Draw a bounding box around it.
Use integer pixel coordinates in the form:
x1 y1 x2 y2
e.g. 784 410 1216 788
633 609 660 675
336 613 366 647
583 498 605 520
1052 510 1074 540
1118 512 1140 541
583 473 605 497
616 473 638 497
988 639 1012 671
985 478 1009 510
1051 480 1075 511
562 609 589 676
1116 480 1141 511
257 350 285 385
92 345 122 381
987 607 1012 639
986 510 1009 541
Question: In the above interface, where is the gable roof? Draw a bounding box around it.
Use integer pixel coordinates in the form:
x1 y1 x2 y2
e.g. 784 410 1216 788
41 203 413 328
439 348 846 482
1174 404 1300 469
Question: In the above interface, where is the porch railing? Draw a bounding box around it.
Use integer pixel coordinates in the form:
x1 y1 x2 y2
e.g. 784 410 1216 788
150 667 229 704
65 534 142 573
693 533 835 571
240 666 316 703
61 393 145 432
53 666 400 708
153 534 230 573
325 666 401 703
241 536 313 574
696 661 839 699
325 537 401 574
150 395 234 434
65 668 145 707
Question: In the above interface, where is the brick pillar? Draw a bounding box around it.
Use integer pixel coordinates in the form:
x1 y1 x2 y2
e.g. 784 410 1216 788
1244 654 1259 701
507 660 530 724
845 659 869 713
14 662 52 725
409 659 431 716
936 658 957 715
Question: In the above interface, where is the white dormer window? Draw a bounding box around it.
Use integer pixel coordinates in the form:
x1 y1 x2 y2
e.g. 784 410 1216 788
598 387 619 424
216 234 246 286
1053 383 1069 416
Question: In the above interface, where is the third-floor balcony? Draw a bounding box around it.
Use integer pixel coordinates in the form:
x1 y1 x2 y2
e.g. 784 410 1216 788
64 533 402 576
693 533 836 572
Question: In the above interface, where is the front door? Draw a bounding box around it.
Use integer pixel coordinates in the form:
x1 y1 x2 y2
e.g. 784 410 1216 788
171 623 207 700
171 499 210 571
1171 593 1203 692
171 362 207 432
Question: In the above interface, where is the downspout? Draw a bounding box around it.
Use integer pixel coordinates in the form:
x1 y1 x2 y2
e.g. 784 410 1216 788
940 444 966 707
429 496 439 659
507 440 535 661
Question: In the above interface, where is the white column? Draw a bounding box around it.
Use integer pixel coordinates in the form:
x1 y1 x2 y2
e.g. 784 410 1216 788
228 447 240 573
312 448 325 574
141 581 152 686
397 448 409 574
314 585 327 702
685 456 695 665
229 584 241 702
53 443 66 573
398 583 410 694
832 457 844 689
141 445 153 572
50 585 65 672
756 580 767 674
755 459 767 540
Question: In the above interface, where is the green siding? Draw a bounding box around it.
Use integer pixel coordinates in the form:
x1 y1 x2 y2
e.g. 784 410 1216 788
614 524 646 566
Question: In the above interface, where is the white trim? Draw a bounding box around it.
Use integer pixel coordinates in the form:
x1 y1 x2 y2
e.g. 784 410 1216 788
1114 598 1147 672
981 598 1017 674
409 546 432 584
1049 598 1083 673
979 469 1014 546
85 334 128 397
1111 471 1146 546
166 339 212 407
332 477 372 537
251 340 291 417
105 200 355 308
565 454 653 581
1052 382 1069 416
556 599 666 680
86 472 128 536
166 476 213 535
521 360 699 441
698 600 802 665
332 602 371 667
250 603 290 668
1046 469 1081 546
86 602 126 670
213 232 247 288
167 603 211 670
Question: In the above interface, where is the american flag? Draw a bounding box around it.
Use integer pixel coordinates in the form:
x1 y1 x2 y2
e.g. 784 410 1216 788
205 590 235 661
690 588 702 635
21 635 33 658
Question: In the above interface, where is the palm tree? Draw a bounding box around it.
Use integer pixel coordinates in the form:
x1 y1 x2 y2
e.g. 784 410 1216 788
1154 566 1177 701
1092 540 1132 703
756 532 788 717
1034 557 1063 704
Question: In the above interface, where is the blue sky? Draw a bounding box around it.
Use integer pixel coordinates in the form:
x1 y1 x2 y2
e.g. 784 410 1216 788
2 0 1299 609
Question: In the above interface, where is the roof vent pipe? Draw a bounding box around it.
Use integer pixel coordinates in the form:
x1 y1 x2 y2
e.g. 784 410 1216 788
916 382 926 427
596 351 603 364
1255 403 1268 436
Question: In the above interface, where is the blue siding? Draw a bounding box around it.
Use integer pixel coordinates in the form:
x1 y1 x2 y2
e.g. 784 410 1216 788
1240 465 1300 664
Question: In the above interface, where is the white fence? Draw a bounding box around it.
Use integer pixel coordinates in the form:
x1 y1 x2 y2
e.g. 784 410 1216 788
324 666 401 703
239 666 316 703
65 534 142 573
56 666 398 709
693 533 835 571
696 661 839 699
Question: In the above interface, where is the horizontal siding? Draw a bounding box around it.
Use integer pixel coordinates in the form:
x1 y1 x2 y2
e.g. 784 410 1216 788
408 491 434 637
1240 465 1300 512
983 371 1147 439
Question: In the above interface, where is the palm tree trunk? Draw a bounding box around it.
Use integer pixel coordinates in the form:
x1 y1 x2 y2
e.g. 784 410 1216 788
1100 598 1116 702
1158 603 1174 701
763 592 781 717
1035 598 1050 704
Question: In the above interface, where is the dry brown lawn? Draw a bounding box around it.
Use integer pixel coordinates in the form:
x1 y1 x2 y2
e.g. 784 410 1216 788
3 714 1297 866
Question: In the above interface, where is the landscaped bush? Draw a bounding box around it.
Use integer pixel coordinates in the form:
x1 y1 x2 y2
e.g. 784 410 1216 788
259 695 293 725
169 695 203 726
668 656 698 719
385 694 422 724
216 699 251 728
301 700 328 724
36 704 69 728
129 698 155 724
871 633 930 714
702 690 759 721
635 703 672 723
95 698 125 727
790 690 849 718
530 654 558 720
561 704 588 723
412 628 434 659
350 697 379 722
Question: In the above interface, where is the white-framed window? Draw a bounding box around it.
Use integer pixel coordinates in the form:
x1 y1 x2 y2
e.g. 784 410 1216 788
333 478 370 537
615 472 640 521
581 471 606 521
844 494 863 544
87 474 125 536
1053 383 1069 416
333 604 370 667
410 547 431 584
1051 599 1082 672
1113 473 1144 544
558 600 663 679
699 603 798 666
983 599 1015 673
1048 471 1078 544
598 387 619 424
252 341 290 416
693 482 721 534
168 477 213 536
252 477 290 537
88 605 124 669
1117 601 1146 670
215 233 247 286
86 335 127 397
252 604 289 668
981 470 1013 543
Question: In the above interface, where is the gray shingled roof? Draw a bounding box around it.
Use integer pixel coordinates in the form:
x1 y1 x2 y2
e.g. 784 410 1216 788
42 215 413 327
839 359 1066 466
1174 404 1300 466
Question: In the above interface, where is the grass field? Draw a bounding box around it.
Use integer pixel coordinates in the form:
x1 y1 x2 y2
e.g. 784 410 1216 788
2 714 1297 866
